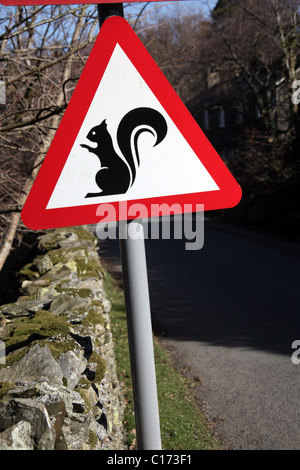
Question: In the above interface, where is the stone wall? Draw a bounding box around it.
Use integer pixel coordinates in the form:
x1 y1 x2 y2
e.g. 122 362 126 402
0 227 125 450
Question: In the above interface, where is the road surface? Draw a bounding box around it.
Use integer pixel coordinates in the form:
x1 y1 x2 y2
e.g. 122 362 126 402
95 217 300 450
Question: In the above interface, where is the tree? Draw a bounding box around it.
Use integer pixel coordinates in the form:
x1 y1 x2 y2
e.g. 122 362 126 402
136 2 208 103
0 5 99 271
201 0 300 238
208 0 300 135
0 3 168 274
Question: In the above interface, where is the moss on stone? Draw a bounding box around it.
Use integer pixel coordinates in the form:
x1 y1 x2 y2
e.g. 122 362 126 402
17 295 37 302
47 246 80 266
89 430 98 449
0 226 115 449
38 227 96 253
46 337 78 362
0 381 14 399
46 247 68 265
77 376 91 387
39 228 101 276
55 287 93 299
89 351 106 383
4 310 70 353
91 300 103 309
67 226 97 244
17 262 40 281
37 232 61 252
81 308 105 329
76 387 93 414
0 347 30 369
73 254 101 279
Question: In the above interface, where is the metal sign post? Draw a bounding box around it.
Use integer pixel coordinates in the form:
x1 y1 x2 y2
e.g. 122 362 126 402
119 220 162 450
98 4 162 450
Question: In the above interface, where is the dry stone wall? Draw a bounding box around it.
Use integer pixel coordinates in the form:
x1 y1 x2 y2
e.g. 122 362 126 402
0 227 125 450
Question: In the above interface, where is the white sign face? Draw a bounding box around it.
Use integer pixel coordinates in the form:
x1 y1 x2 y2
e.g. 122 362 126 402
47 44 219 210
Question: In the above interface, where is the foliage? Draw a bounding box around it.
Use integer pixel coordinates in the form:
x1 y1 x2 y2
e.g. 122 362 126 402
204 0 300 238
0 5 99 271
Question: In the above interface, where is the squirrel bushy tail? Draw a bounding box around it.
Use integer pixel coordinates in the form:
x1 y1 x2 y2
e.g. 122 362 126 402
117 107 168 186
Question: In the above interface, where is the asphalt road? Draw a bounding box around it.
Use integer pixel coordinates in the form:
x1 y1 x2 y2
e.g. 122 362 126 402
95 217 300 450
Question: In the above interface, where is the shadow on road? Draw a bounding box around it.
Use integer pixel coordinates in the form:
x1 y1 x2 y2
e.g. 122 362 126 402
96 218 300 357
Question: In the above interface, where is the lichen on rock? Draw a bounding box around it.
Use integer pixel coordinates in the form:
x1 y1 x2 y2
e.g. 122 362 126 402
0 226 124 450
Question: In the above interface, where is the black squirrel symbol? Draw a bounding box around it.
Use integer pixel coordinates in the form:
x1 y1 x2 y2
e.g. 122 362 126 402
80 107 168 198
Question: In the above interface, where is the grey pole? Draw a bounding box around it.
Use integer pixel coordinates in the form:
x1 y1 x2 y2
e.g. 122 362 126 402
97 4 162 450
119 220 162 450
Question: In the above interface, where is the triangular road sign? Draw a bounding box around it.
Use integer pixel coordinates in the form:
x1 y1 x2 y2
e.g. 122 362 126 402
21 16 242 230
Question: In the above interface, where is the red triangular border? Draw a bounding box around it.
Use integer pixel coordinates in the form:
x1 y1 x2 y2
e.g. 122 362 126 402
21 16 242 230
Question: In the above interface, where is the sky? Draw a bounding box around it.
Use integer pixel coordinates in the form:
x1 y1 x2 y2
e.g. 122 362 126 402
159 0 218 17
125 1 218 21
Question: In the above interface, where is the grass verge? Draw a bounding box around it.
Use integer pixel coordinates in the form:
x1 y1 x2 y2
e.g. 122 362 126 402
103 270 222 450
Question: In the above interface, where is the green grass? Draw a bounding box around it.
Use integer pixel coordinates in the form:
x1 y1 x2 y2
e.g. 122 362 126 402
103 271 222 451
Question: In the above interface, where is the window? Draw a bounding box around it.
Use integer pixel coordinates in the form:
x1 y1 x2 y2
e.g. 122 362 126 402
218 107 225 128
228 150 235 160
236 106 244 124
203 110 209 130
255 105 261 120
